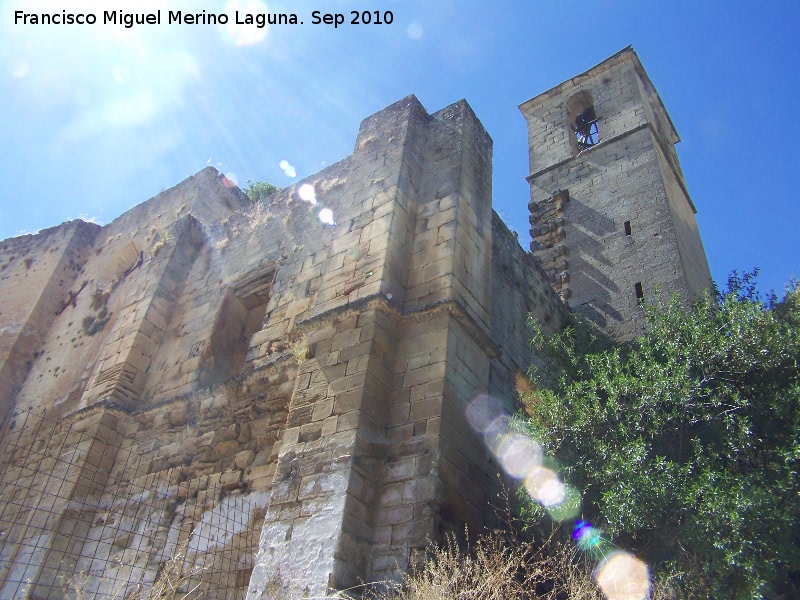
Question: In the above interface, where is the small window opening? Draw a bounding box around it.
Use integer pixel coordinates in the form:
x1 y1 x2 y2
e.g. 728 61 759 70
199 265 275 387
634 282 644 302
624 221 632 236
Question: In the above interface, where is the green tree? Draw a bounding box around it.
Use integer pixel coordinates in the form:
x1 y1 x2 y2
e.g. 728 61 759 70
524 272 800 598
243 179 279 202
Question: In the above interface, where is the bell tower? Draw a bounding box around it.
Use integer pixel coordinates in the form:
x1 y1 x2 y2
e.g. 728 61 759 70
520 47 713 339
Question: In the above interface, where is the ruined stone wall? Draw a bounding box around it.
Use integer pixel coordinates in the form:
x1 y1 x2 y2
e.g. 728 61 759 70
245 96 512 595
0 220 100 422
0 370 289 599
489 212 564 402
7 168 248 419
0 93 569 598
0 48 712 593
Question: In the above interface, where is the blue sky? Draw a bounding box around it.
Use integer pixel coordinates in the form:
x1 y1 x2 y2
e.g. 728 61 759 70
1 0 798 295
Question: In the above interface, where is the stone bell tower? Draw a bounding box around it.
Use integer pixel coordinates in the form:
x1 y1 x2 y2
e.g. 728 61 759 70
520 47 713 339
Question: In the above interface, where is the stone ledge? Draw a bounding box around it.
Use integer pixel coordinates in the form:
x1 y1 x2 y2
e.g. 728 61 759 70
295 292 499 360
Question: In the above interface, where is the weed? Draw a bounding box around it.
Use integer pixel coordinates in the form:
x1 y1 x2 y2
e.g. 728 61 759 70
378 531 682 600
91 283 112 311
289 337 310 362
150 228 173 258
64 542 208 600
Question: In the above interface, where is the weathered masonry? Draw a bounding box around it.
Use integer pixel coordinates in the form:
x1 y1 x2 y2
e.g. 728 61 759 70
522 47 712 339
0 47 710 598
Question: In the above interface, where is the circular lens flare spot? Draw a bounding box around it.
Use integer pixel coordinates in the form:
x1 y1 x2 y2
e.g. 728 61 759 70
494 433 542 479
466 395 505 434
573 520 593 541
298 184 317 205
407 22 423 40
594 552 650 600
318 208 336 226
483 414 510 448
10 58 29 79
279 159 297 178
544 484 581 521
573 520 605 551
524 466 565 507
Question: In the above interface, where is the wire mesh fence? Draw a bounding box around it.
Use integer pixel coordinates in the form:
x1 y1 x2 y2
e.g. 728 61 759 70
0 407 263 599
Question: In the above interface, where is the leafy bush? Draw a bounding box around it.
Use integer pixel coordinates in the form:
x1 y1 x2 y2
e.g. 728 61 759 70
523 272 800 598
244 179 279 202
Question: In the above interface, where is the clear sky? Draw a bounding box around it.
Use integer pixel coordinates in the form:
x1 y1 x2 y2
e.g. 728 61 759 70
1 0 798 295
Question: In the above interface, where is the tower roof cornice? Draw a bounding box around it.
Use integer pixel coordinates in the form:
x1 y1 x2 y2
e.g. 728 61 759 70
519 46 680 145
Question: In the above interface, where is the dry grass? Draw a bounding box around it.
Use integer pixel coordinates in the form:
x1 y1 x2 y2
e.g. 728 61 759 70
378 530 684 600
64 543 208 600
149 228 172 258
378 533 594 600
63 529 684 600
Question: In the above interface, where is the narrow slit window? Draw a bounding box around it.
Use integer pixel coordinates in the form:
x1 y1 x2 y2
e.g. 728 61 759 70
634 282 644 301
624 221 632 236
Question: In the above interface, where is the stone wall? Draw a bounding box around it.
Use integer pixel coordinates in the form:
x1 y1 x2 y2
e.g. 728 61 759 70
0 220 99 423
0 48 711 597
520 47 712 340
0 93 567 598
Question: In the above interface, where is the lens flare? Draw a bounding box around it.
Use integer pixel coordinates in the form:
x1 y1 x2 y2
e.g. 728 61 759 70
318 208 336 226
10 58 29 79
524 466 565 507
220 173 238 188
544 484 581 521
485 413 510 436
573 520 595 543
493 433 542 479
465 395 650 599
407 22 423 40
298 184 317 205
594 552 650 600
222 0 269 46
466 395 505 434
572 519 611 557
279 159 297 178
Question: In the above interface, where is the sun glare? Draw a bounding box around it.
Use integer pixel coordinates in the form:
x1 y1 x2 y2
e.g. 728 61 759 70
222 0 269 46
6 0 201 141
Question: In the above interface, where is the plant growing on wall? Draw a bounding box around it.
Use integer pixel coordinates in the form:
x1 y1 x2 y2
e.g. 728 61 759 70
523 271 800 598
244 179 279 202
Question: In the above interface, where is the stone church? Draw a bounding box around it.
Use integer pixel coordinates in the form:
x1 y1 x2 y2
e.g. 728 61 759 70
0 47 711 598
